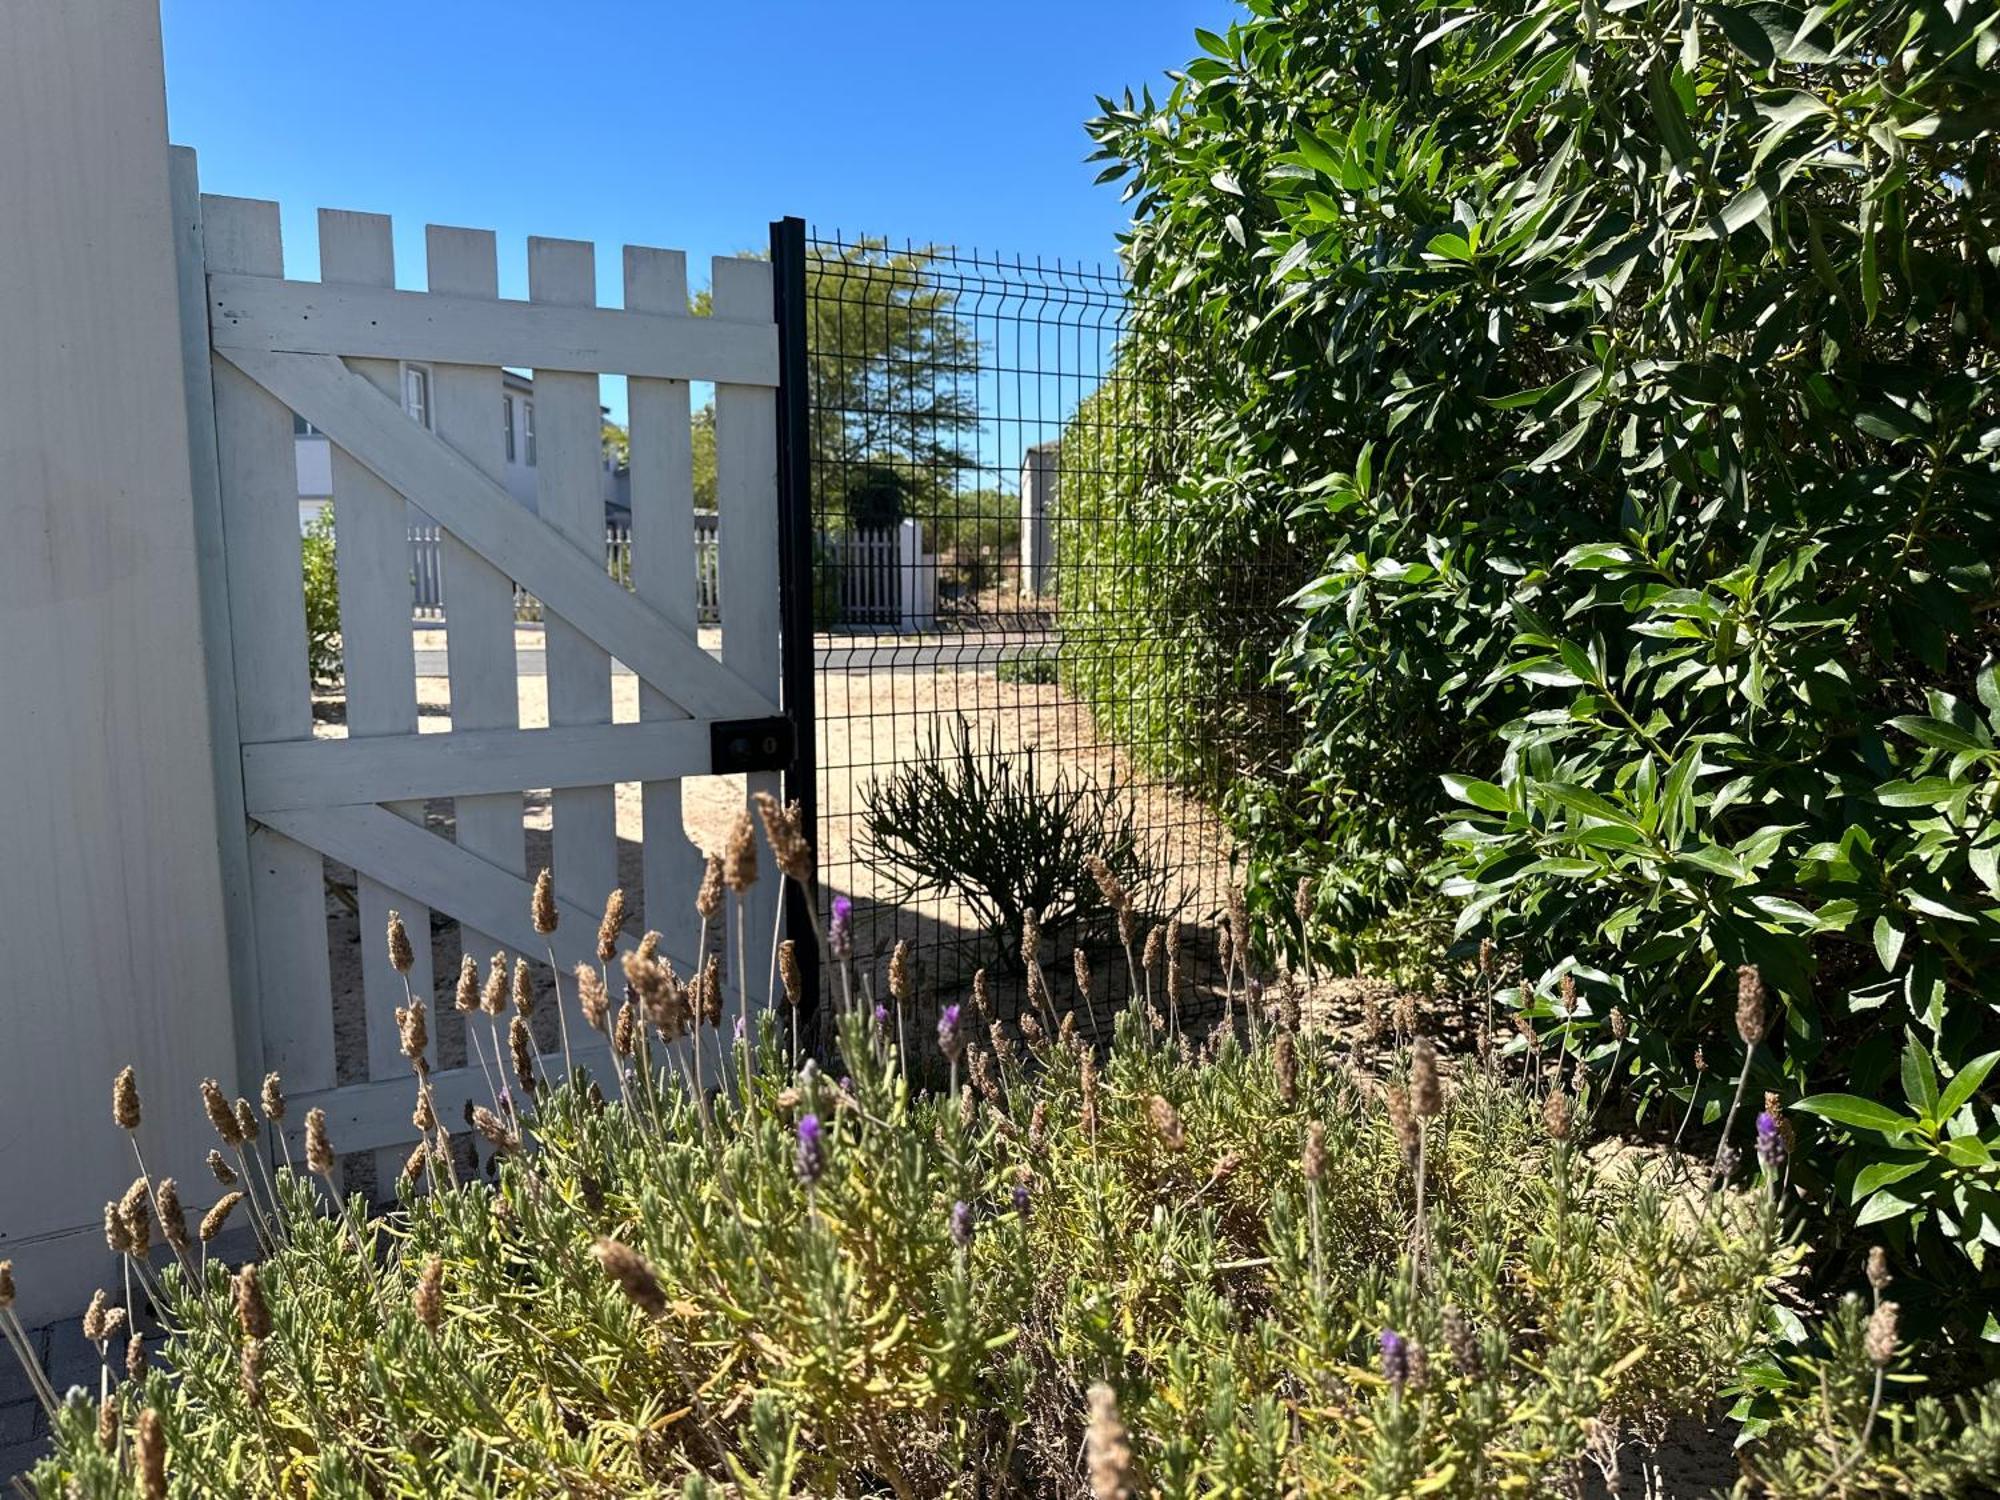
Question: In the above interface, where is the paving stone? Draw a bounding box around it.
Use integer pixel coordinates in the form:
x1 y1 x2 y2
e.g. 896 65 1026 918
41 1319 99 1400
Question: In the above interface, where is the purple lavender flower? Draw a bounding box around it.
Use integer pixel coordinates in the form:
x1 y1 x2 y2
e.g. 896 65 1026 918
795 1113 826 1185
950 1199 975 1249
830 896 853 959
873 1003 889 1030
839 1075 851 1093
1380 1328 1410 1392
1012 1181 1031 1218
1756 1110 1784 1172
938 1003 963 1060
733 1016 746 1043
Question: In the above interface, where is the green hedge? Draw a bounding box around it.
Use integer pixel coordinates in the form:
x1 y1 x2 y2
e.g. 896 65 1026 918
1085 0 2000 1296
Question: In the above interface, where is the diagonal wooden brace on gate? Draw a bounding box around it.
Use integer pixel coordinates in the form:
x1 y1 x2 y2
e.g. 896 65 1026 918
213 345 778 721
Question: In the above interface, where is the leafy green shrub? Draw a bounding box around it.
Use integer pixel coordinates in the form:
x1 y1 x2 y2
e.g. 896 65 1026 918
859 714 1155 968
1086 0 2000 1276
992 648 1057 686
300 506 340 688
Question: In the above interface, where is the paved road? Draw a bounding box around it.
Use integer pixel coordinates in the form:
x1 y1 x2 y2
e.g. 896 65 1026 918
409 632 1054 678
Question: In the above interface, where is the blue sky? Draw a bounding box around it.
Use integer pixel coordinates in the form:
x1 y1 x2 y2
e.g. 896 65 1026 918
162 1 1227 303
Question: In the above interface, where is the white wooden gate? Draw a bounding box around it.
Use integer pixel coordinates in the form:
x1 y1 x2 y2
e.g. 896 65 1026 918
181 165 785 1170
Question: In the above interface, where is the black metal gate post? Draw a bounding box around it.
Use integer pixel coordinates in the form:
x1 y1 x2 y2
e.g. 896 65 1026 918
769 216 822 1026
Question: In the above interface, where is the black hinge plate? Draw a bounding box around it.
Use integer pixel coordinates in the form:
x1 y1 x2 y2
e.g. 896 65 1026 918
710 716 794 775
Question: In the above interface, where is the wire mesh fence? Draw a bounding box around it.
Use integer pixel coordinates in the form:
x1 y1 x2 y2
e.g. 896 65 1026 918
801 231 1278 1039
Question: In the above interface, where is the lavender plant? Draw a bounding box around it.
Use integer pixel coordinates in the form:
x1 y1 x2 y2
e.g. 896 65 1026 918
9 830 1997 1496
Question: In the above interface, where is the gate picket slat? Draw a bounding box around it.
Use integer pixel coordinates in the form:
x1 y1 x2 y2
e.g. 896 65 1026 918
713 258 783 1014
530 238 618 1058
625 246 705 972
202 194 337 1107
320 210 435 1183
425 225 523 1088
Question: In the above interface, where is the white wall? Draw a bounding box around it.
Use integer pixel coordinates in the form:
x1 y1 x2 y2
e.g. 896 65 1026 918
0 0 244 1322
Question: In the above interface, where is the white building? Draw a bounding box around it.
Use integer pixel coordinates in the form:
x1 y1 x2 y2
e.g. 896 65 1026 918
295 365 624 531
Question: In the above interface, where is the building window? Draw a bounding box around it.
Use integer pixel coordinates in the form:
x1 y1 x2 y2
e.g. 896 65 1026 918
523 400 536 466
403 365 431 429
503 395 516 462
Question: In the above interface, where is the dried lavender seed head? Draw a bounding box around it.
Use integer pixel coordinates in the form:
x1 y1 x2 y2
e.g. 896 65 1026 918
1028 1098 1049 1152
1142 924 1163 974
199 1191 243 1244
1084 852 1130 913
234 1264 271 1340
1021 909 1043 971
1867 1246 1891 1293
1080 1053 1100 1136
512 957 534 1019
414 1254 444 1331
234 1096 258 1144
779 940 802 1007
509 1016 536 1096
754 790 815 884
305 1108 335 1176
99 1306 128 1344
200 1078 241 1147
473 1106 514 1153
1411 1037 1442 1118
1478 936 1494 976
1543 1088 1573 1143
1148 1094 1186 1150
260 1071 286 1124
0 1261 12 1309
136 1408 166 1500
119 1179 151 1257
1558 971 1577 1017
595 1238 666 1319
1274 1031 1298 1105
412 1088 439 1135
1736 964 1767 1046
576 961 610 1033
1073 947 1093 1002
531 867 558 936
1694 1044 1708 1073
83 1289 109 1343
104 1200 132 1256
1442 1306 1481 1378
400 1140 429 1189
482 952 508 1016
1304 1122 1326 1184
597 887 627 962
889 940 913 1004
612 999 637 1058
1866 1300 1899 1366
206 1149 236 1189
723 810 758 892
1295 875 1314 926
398 999 430 1065
636 929 662 963
126 1332 145 1381
113 1066 141 1131
156 1178 189 1256
1085 1383 1135 1500
455 952 479 1013
1610 1006 1629 1043
386 909 415 974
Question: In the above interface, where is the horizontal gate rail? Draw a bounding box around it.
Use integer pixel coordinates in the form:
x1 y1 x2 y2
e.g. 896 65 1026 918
209 273 778 384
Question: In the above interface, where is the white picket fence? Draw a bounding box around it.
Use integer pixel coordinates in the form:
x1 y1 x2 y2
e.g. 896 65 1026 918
411 515 724 624
410 513 934 630
821 518 937 629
